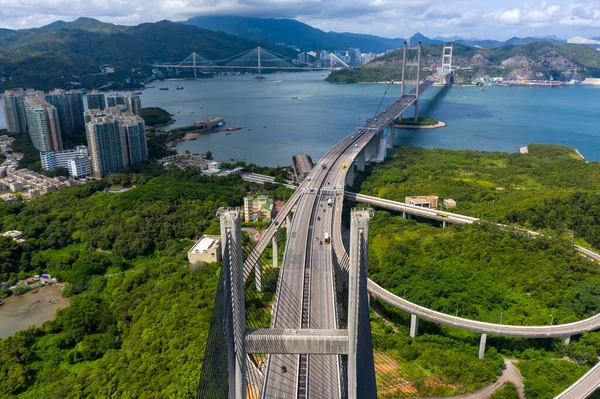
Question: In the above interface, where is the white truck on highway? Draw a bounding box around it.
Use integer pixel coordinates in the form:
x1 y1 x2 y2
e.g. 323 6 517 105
327 198 332 207
324 233 330 245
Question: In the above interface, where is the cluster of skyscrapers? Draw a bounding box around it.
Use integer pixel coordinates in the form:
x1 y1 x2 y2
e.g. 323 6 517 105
295 48 376 67
2 88 146 178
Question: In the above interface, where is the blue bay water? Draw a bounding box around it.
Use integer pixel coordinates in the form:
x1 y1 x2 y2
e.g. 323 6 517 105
1 72 599 166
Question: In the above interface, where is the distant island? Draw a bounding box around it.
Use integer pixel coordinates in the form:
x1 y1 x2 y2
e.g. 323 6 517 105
395 116 445 129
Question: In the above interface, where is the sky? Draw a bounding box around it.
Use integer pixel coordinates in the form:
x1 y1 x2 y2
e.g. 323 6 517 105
0 0 599 40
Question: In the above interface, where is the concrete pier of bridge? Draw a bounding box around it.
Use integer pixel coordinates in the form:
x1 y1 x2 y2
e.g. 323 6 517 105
479 334 487 360
410 314 419 338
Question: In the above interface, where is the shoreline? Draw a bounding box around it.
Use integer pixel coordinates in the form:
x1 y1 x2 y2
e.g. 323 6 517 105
165 127 240 148
395 121 446 129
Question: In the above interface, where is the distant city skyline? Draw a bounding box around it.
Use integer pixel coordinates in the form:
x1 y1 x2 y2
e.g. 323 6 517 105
0 1 599 40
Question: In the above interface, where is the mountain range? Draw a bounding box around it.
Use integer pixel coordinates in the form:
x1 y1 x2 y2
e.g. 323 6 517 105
184 16 571 52
0 15 596 92
0 18 297 90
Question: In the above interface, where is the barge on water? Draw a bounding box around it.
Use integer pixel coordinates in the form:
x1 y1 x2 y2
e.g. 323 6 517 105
193 117 225 131
497 80 564 88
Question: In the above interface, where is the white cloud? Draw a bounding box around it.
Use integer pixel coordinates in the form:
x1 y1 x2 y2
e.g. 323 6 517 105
0 0 597 40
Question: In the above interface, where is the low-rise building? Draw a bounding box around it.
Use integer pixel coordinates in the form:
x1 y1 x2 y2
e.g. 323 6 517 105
0 193 17 203
204 161 223 175
40 146 92 177
188 235 222 264
443 199 457 208
405 195 439 209
243 195 274 222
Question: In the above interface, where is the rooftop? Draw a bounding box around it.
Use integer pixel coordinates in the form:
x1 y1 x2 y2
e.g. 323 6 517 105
189 236 220 254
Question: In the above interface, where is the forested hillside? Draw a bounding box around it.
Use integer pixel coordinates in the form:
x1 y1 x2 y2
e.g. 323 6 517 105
0 163 292 398
0 18 297 91
355 144 600 398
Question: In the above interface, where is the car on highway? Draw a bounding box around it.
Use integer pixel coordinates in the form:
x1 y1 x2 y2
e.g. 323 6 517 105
317 216 321 221
281 365 287 374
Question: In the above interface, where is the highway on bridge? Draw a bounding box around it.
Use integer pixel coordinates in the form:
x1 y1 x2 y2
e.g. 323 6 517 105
250 73 599 397
260 79 436 398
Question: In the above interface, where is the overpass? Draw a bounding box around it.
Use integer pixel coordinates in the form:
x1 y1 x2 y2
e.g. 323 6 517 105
196 41 599 398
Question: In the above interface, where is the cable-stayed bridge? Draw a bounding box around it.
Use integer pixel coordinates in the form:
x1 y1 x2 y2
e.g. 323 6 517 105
153 47 349 77
195 42 598 399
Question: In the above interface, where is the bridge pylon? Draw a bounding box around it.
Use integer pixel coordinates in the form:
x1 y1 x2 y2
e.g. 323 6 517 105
441 44 454 85
400 41 424 121
348 209 377 399
219 208 247 399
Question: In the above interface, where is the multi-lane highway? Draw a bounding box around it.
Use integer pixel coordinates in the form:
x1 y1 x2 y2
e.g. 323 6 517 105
259 81 437 397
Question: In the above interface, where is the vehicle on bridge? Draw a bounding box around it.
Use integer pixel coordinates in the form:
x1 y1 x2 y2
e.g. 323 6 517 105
342 163 347 169
322 164 327 169
327 199 332 207
436 213 449 219
324 232 330 245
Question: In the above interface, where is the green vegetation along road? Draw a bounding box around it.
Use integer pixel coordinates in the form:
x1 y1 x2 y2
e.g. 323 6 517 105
0 162 292 398
356 144 600 398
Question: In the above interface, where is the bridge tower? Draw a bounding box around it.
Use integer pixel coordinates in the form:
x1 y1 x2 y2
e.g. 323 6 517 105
399 41 424 121
221 209 247 399
440 44 454 85
257 46 262 79
348 209 378 399
192 52 197 78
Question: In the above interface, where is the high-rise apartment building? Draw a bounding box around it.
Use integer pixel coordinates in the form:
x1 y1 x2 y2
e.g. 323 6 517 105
85 109 148 178
24 96 63 152
86 90 106 110
2 89 28 134
126 94 142 116
106 93 126 108
45 90 73 136
85 115 123 178
66 90 85 132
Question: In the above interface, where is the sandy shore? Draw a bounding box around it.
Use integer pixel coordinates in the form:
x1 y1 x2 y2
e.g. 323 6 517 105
395 121 446 129
0 284 69 338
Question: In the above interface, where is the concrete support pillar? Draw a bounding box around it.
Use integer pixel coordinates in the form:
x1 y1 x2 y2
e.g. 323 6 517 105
356 149 366 172
561 335 571 346
345 164 356 188
389 122 395 149
443 221 448 228
479 334 487 360
402 212 407 219
219 209 247 399
410 314 418 338
286 215 292 238
348 209 372 399
272 230 278 269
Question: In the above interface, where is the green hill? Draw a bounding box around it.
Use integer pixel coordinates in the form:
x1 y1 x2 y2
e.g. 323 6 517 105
0 20 298 91
327 42 600 83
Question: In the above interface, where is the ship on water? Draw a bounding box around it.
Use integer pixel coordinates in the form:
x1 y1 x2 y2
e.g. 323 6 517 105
193 117 225 131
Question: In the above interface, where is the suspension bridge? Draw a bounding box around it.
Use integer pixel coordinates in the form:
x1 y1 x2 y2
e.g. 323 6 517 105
153 47 350 78
195 42 598 399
